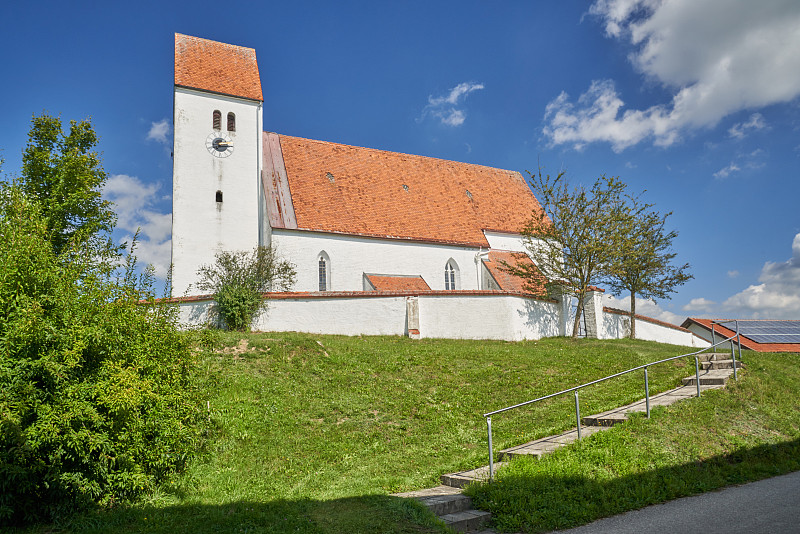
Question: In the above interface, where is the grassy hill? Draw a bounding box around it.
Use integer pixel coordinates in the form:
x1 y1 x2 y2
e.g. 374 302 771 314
19 332 800 533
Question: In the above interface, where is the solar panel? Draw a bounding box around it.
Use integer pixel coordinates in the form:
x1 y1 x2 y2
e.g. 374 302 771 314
714 320 800 344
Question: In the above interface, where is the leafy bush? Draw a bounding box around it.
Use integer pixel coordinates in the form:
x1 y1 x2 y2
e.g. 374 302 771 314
197 246 296 331
0 188 207 526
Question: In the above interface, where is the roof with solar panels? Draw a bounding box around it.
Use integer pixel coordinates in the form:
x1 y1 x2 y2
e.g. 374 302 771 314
681 318 800 353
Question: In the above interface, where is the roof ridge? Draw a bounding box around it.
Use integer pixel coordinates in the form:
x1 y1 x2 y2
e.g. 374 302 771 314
175 32 257 53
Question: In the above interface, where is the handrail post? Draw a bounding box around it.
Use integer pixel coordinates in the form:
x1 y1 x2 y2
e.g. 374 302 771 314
711 324 716 349
487 417 494 481
574 391 581 440
644 367 650 418
733 321 740 380
695 356 701 397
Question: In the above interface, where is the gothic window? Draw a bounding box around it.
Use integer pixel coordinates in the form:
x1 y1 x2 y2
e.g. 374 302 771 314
227 112 236 132
213 110 221 130
318 252 330 291
445 260 459 290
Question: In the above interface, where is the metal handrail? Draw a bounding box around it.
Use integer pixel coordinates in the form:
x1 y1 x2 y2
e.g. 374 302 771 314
483 328 741 480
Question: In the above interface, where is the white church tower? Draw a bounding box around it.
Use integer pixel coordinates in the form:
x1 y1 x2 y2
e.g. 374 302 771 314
172 34 265 296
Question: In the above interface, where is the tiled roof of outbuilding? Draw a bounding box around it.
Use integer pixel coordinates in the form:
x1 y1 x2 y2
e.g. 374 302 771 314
275 135 543 246
174 33 263 101
483 250 547 294
365 275 431 291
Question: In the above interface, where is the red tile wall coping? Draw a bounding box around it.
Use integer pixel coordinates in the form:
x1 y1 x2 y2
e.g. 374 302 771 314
682 318 800 353
160 290 558 305
603 306 690 333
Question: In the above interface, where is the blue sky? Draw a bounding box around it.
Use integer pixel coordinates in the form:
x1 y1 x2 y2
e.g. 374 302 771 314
2 0 799 324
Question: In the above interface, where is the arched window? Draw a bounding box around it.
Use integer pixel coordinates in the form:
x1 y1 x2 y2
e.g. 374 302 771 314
212 110 221 130
215 190 223 203
445 259 459 290
227 112 236 132
318 252 330 291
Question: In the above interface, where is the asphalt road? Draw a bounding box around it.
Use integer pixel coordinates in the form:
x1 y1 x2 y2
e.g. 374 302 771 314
552 470 800 533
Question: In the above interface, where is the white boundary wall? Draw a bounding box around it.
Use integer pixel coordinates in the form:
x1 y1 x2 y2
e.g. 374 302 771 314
176 291 705 346
177 292 563 341
601 307 709 348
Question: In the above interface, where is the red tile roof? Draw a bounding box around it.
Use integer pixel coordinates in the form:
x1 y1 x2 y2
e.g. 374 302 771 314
365 275 431 291
681 318 800 353
482 250 547 294
275 135 543 247
174 33 263 101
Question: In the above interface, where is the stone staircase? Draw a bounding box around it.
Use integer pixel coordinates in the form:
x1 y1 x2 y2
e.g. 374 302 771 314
393 353 741 532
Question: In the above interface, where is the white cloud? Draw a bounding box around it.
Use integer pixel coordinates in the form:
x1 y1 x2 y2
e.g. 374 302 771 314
683 297 716 313
721 233 800 318
146 119 170 144
420 82 484 127
713 148 767 179
103 174 171 277
604 294 683 326
713 163 740 179
546 0 800 150
727 270 739 278
728 113 767 139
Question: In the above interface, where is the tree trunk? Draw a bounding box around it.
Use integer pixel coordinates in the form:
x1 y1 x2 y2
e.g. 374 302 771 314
572 291 584 338
629 292 636 339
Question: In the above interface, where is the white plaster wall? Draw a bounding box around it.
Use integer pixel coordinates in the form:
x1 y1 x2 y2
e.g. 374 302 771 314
601 311 710 348
272 230 484 292
177 293 562 340
177 299 214 327
254 297 408 336
483 231 527 253
172 87 263 296
177 296 407 335
419 295 560 341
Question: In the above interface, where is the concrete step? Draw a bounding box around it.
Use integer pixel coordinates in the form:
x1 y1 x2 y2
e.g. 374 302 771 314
696 352 734 362
441 508 492 533
392 485 492 532
682 368 733 386
420 492 474 516
441 463 505 488
701 359 743 370
498 425 612 460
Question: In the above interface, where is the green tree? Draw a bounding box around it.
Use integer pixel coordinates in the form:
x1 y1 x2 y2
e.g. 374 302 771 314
197 246 296 331
512 168 628 338
19 114 115 254
606 199 692 339
0 186 206 526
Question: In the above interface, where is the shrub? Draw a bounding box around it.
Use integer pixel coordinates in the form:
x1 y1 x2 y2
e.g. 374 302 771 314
0 188 207 526
197 246 296 331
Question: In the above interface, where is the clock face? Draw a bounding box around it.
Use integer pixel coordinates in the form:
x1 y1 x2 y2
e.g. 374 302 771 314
206 132 234 158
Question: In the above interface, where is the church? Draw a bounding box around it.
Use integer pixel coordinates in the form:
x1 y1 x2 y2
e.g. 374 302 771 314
172 33 540 297
171 33 704 347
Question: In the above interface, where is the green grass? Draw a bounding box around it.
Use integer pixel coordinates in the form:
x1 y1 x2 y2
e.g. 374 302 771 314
16 332 797 533
465 352 800 533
